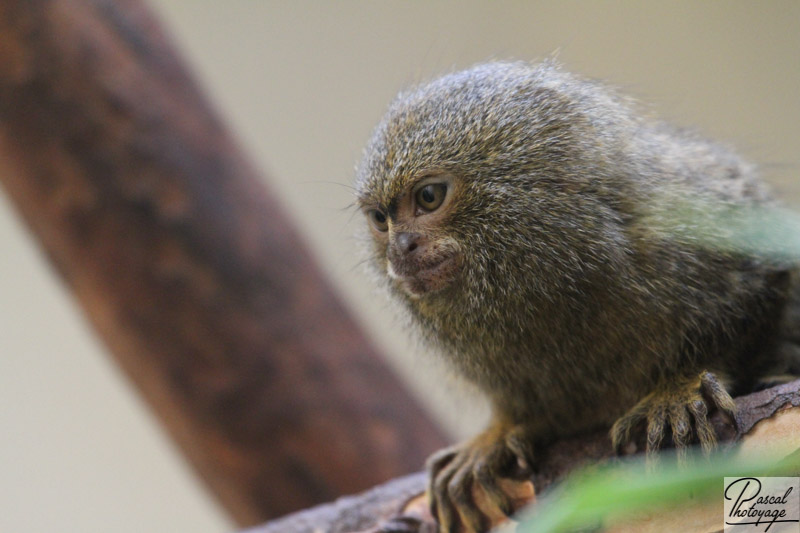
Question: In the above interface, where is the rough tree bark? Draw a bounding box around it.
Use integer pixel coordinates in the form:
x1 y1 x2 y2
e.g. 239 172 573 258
0 0 447 526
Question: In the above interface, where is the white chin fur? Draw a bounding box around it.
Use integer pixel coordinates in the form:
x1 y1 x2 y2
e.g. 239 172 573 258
386 260 399 280
386 260 424 299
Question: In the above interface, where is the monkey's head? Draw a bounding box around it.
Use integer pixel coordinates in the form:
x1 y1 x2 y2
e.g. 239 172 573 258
355 62 635 331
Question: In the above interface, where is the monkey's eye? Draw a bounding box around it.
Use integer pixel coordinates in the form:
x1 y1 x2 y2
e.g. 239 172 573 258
367 209 389 232
415 183 447 212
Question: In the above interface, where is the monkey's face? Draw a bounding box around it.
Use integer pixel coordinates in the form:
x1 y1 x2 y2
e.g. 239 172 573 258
360 172 463 299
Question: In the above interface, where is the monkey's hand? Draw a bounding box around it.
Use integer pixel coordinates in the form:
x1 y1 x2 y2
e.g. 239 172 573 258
611 371 737 462
426 421 535 533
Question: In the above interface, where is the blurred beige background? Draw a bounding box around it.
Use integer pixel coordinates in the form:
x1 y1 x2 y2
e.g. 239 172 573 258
1 2 797 532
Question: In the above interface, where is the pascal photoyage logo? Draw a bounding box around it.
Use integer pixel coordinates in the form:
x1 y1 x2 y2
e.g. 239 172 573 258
724 477 800 532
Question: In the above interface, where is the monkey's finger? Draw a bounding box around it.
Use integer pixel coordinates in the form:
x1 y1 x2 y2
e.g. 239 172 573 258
426 446 460 477
432 452 469 533
699 371 738 428
646 406 666 454
611 403 647 454
687 396 717 456
504 427 535 476
426 446 459 520
472 446 515 517
668 405 692 465
448 460 487 533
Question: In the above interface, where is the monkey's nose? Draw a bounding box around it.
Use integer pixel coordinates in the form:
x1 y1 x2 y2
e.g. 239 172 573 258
395 232 423 255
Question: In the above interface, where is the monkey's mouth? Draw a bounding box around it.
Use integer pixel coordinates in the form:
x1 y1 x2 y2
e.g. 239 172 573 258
387 252 461 298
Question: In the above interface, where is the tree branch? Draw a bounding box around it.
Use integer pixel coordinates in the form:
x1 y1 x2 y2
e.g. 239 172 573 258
0 0 447 525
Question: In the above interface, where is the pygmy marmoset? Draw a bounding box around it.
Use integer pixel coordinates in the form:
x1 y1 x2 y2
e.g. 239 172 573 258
355 61 796 532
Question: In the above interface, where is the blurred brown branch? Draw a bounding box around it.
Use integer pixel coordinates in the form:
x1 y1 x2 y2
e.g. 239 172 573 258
0 0 446 526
